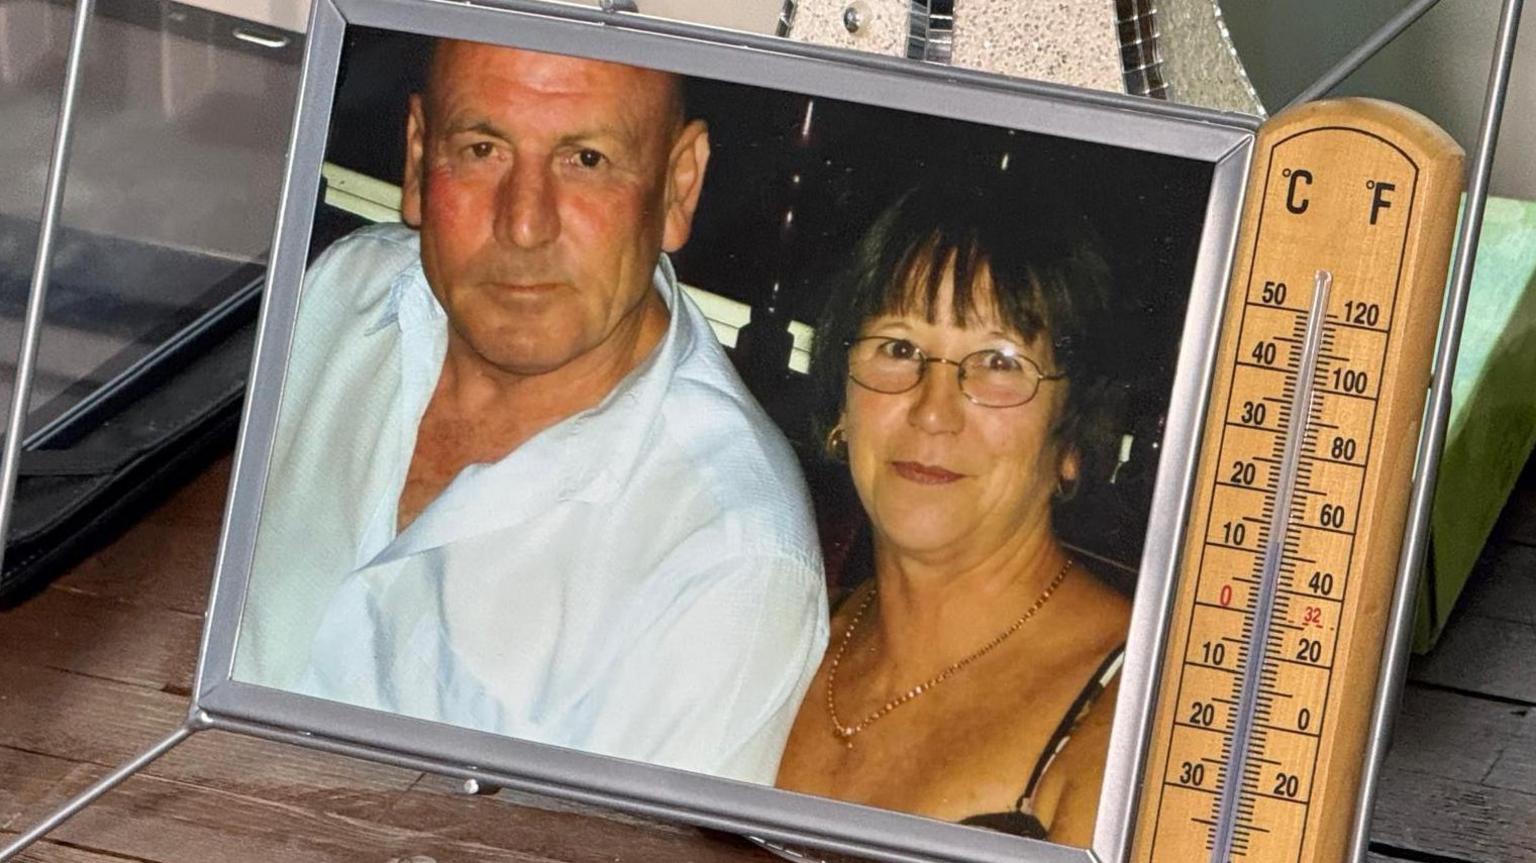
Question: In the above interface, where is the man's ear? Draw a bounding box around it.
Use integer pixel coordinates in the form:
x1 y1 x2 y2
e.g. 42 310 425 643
660 119 711 253
401 94 427 228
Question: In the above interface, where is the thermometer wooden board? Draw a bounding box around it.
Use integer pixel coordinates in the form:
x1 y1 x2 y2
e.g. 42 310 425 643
1131 99 1464 863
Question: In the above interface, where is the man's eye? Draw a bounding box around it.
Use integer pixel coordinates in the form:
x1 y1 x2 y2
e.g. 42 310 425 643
574 148 607 169
877 339 920 360
466 141 496 159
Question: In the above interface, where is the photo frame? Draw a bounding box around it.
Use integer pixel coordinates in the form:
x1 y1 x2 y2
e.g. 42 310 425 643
190 1 1259 861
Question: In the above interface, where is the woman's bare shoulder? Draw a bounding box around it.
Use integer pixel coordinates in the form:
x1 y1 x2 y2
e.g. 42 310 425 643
1027 566 1130 845
1035 675 1124 846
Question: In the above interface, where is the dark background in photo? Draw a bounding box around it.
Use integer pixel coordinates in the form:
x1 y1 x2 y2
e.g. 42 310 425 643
315 27 1216 590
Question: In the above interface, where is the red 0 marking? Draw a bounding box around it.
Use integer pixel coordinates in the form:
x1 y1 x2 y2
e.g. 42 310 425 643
1220 584 1234 607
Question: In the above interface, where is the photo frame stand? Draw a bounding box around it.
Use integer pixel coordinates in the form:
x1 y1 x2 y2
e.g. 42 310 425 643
0 0 1525 859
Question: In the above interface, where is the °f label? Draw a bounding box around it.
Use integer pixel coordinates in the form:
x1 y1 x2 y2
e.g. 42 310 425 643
1132 99 1464 863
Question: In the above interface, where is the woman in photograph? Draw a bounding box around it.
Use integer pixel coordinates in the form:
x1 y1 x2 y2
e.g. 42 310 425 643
776 179 1131 846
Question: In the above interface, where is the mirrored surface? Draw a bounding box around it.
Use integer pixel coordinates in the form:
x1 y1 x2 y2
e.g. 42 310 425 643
0 0 299 443
1221 0 1536 199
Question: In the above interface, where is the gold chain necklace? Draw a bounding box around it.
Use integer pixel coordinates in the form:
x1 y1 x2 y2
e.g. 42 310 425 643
826 557 1074 748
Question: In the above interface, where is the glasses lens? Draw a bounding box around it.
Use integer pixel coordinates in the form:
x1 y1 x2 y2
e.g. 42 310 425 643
848 338 923 393
960 350 1041 407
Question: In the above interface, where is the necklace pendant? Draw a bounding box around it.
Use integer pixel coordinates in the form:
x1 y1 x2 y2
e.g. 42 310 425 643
845 739 855 750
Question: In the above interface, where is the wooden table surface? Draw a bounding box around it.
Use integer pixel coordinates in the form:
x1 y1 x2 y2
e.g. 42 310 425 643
2 454 1533 862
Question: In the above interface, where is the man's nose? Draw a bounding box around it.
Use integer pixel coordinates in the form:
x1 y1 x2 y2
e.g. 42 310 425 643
907 361 966 434
495 159 560 249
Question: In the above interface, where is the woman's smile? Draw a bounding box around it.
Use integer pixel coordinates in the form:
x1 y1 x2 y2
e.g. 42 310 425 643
890 461 966 484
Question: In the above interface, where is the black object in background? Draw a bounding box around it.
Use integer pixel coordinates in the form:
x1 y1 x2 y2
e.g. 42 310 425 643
0 0 301 602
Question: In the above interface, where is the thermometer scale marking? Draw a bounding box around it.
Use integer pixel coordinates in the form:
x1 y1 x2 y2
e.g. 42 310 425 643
1157 271 1377 861
1210 270 1333 863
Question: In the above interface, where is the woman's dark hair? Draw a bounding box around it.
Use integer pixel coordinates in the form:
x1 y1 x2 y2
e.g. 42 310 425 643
808 176 1125 496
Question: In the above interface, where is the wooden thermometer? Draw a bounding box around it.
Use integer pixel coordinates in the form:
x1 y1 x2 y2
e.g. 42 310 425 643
1131 99 1464 863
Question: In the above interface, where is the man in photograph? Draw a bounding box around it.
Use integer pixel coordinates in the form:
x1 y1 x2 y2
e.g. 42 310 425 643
234 38 828 784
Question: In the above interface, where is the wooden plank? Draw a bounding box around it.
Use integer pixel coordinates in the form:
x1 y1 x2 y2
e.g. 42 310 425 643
19 769 558 863
0 755 137 862
0 665 418 818
53 526 216 619
1486 706 1536 794
9 840 154 863
0 665 189 761
160 731 419 821
0 749 88 830
1368 684 1536 862
1384 684 1531 784
1410 613 1536 703
50 456 231 617
0 587 202 689
1 691 754 862
1370 768 1536 862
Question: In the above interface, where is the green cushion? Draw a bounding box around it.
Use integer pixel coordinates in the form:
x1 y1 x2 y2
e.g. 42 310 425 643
1414 196 1536 652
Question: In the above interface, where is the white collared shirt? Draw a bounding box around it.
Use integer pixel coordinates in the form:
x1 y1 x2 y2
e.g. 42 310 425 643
235 224 828 783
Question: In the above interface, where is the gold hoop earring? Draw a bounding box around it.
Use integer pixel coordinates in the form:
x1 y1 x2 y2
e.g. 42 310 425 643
825 424 849 461
1055 474 1079 501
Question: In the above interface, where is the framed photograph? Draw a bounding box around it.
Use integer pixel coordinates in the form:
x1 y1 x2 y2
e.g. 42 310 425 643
195 1 1258 860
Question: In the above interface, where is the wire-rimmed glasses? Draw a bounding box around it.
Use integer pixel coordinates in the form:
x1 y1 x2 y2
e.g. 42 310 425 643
845 336 1066 408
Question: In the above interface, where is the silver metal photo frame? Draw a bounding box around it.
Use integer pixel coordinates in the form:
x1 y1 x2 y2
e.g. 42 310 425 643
8 0 1272 860
1 0 1526 860
187 4 1257 860
222 1 1252 861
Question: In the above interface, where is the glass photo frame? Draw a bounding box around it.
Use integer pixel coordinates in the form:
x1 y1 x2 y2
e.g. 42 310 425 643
193 2 1258 861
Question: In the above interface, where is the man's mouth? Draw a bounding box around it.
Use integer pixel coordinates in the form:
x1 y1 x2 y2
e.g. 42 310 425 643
890 461 965 484
497 282 564 294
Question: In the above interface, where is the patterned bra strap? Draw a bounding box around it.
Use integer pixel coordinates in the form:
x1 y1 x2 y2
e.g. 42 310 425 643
1014 643 1128 810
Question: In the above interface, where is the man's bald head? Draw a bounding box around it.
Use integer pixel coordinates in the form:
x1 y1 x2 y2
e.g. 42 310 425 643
419 39 686 139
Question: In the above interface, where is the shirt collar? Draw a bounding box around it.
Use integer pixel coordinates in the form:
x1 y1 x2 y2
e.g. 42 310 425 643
366 258 439 337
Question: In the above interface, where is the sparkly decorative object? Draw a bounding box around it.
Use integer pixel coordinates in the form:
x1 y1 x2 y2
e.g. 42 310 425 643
906 0 952 63
1116 0 1169 98
826 558 1075 747
789 0 905 52
950 0 1120 91
782 0 1265 114
785 0 1125 94
842 1 866 33
1154 0 1265 115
